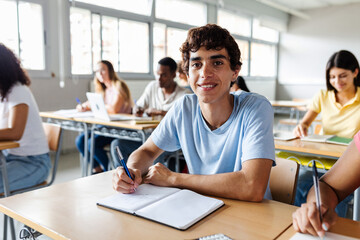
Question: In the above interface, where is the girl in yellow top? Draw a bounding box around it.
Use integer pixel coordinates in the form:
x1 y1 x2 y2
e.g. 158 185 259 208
76 60 133 173
292 50 360 217
294 50 360 138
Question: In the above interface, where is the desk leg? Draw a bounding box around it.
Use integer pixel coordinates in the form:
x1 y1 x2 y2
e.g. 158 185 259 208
0 151 16 240
354 187 360 221
89 125 95 176
82 123 88 177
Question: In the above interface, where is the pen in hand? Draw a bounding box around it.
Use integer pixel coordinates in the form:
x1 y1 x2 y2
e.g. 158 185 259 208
76 98 84 111
116 146 136 191
312 160 327 237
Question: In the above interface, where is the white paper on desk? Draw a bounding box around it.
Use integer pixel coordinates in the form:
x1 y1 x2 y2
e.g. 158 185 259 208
135 189 224 230
290 232 359 240
97 184 179 214
53 109 94 118
274 132 297 141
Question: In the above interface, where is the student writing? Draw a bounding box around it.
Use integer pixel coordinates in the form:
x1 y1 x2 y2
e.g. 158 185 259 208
75 60 133 173
112 24 275 201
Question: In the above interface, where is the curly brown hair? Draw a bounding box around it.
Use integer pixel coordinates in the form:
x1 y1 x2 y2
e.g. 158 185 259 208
0 43 31 101
180 24 242 75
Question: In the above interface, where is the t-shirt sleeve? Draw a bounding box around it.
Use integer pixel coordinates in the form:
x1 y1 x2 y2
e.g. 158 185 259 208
308 90 322 113
8 85 30 108
136 82 153 109
241 97 275 164
150 98 182 152
354 130 360 153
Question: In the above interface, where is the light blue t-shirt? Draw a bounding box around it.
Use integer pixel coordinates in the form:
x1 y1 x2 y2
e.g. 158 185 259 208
151 91 275 199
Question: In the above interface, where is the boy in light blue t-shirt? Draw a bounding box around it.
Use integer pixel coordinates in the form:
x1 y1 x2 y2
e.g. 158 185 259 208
112 24 275 201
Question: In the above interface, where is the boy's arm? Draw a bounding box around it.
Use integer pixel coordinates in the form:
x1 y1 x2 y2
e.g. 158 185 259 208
144 158 273 202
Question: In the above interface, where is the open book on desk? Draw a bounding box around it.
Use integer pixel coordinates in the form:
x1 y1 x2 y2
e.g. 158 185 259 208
97 184 224 230
301 134 352 145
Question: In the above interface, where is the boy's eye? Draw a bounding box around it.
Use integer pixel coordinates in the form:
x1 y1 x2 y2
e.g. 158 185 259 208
214 61 223 66
191 62 201 68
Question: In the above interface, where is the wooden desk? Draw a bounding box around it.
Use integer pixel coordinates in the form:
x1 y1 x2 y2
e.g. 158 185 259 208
275 139 360 221
275 139 347 159
0 171 297 240
276 218 360 239
40 111 160 176
270 100 307 123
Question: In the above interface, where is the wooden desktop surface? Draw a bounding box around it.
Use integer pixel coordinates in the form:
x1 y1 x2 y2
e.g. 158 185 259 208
0 141 19 151
276 218 360 239
0 171 297 240
270 100 307 108
275 138 347 158
40 111 159 130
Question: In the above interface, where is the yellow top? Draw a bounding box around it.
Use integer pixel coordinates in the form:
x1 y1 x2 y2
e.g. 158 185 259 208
308 87 360 138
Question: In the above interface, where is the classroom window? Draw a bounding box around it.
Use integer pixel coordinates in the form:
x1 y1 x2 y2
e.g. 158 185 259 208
217 9 251 37
250 43 276 77
153 23 166 72
70 6 150 75
236 39 249 77
74 0 153 16
102 16 119 72
119 19 149 73
153 23 188 72
156 0 207 26
0 0 45 70
70 7 92 74
91 13 101 71
253 19 279 43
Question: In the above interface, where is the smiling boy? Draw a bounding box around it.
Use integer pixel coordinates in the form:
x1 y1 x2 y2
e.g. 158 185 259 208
112 24 275 201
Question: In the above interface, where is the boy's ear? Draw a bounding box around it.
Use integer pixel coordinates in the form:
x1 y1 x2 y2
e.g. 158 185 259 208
232 65 241 79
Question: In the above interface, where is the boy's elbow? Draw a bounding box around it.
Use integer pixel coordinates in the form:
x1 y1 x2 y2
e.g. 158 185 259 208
234 182 266 202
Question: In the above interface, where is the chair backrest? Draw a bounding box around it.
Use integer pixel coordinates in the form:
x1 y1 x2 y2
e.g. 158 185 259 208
42 122 63 186
269 157 299 205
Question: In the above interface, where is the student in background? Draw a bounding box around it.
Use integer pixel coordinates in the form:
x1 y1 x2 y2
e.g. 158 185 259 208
133 57 189 117
230 76 250 92
75 60 133 173
292 130 360 237
292 50 360 215
0 43 50 192
111 57 189 166
293 50 360 138
112 24 275 201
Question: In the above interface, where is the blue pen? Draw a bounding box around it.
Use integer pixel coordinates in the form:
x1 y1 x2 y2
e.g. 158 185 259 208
76 97 82 105
116 146 133 181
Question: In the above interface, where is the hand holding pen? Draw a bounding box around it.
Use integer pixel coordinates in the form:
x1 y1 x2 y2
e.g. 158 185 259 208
76 98 86 112
312 161 327 238
112 146 140 193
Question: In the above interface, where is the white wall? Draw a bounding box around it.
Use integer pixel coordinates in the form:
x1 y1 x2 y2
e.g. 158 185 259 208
277 3 360 100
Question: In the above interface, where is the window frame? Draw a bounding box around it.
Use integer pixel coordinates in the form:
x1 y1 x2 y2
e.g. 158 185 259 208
1 0 50 78
69 0 206 80
216 8 279 80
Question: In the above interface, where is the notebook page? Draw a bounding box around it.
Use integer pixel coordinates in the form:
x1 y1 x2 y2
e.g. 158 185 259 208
135 189 224 230
290 232 358 240
97 184 179 214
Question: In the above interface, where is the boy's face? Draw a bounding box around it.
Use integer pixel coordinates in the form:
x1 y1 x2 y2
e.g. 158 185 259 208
188 46 239 105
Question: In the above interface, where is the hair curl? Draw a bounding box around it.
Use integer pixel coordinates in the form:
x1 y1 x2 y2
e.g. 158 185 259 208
180 24 242 75
0 43 31 101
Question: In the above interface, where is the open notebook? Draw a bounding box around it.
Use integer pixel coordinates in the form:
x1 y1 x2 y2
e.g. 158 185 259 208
301 134 352 145
97 184 224 230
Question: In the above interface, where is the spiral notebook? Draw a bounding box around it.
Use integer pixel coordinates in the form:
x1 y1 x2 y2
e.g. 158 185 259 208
97 184 224 230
